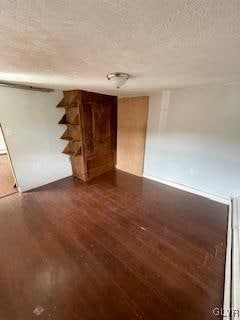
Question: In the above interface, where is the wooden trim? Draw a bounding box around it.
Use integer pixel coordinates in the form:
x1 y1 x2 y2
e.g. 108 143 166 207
0 124 20 192
141 98 149 176
0 81 53 92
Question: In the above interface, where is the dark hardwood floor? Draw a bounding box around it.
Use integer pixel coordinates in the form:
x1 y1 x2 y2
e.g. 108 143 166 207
0 169 228 320
0 154 17 198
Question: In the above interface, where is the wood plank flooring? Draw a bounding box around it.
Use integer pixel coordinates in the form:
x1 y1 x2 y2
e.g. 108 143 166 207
0 154 17 198
0 169 228 320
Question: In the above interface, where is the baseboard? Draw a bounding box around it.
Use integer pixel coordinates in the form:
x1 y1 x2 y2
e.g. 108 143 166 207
143 173 230 205
223 203 232 319
231 197 240 314
19 174 73 193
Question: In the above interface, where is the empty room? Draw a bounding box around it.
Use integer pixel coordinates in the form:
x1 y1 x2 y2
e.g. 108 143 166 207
0 1 239 319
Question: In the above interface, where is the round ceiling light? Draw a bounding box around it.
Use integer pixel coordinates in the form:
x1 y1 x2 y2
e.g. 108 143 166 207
107 72 129 89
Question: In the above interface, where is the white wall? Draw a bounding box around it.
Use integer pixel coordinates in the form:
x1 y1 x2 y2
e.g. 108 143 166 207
0 127 7 154
0 87 72 192
144 84 240 199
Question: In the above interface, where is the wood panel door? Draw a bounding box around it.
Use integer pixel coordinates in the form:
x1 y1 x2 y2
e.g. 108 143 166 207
93 102 112 156
83 102 116 157
117 96 149 176
83 97 117 180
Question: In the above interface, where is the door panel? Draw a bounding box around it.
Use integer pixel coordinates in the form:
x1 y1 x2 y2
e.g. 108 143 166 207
117 96 149 176
83 103 95 157
83 98 117 179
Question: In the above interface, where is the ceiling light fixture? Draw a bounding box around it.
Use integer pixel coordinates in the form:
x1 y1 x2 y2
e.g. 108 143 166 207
107 72 129 89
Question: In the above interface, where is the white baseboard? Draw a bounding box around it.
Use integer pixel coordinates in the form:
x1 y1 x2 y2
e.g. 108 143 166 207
19 174 73 193
223 203 232 319
143 173 230 205
231 197 240 313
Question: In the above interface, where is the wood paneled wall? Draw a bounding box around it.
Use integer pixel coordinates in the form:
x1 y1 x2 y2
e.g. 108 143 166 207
117 96 149 176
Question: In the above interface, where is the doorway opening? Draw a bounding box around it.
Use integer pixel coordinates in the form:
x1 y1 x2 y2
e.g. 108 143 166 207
0 124 18 198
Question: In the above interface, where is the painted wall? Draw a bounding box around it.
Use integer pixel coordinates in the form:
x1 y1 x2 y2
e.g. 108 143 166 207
144 84 240 199
0 127 7 154
0 87 72 192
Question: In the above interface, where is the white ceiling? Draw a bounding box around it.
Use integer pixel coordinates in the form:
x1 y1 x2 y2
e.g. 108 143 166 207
0 0 240 95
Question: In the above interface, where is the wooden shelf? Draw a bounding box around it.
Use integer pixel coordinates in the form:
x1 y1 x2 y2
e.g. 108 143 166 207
61 127 81 142
61 136 73 141
57 90 117 182
56 98 67 108
62 150 75 156
62 142 82 156
62 143 72 155
58 114 67 124
60 129 72 141
58 114 80 126
57 97 78 109
60 134 80 142
62 149 81 156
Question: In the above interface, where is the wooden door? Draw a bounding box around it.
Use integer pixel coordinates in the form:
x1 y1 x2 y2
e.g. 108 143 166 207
117 96 149 176
93 102 112 156
83 93 117 180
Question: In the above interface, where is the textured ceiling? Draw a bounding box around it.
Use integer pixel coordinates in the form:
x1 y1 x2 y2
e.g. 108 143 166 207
0 0 240 95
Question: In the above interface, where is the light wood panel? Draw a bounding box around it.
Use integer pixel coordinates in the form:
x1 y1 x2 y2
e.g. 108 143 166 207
117 96 149 176
0 155 17 198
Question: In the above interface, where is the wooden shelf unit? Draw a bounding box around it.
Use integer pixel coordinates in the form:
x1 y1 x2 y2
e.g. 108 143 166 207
57 90 117 181
60 133 73 141
58 114 67 124
56 96 78 109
